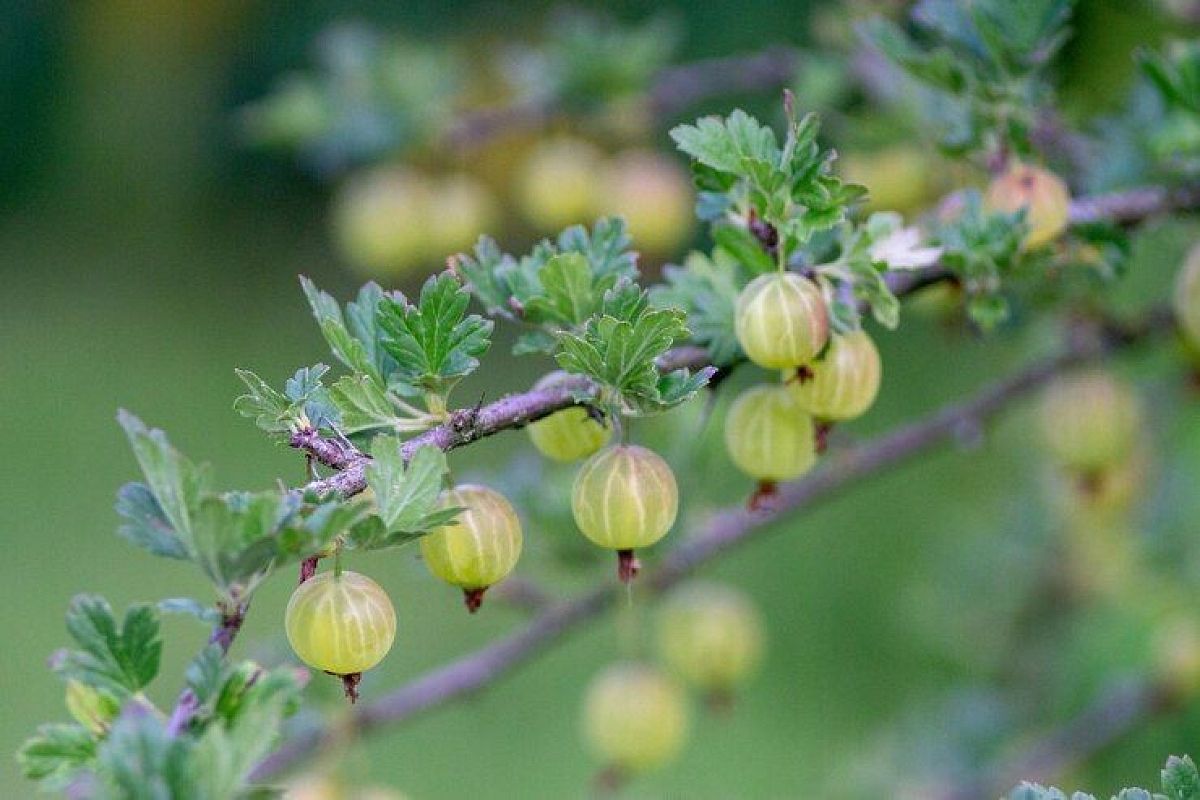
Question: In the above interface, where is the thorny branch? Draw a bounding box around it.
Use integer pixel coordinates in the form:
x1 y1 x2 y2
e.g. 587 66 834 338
252 307 1174 780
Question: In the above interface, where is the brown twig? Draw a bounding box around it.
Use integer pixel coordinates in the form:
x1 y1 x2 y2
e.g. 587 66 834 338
252 311 1171 780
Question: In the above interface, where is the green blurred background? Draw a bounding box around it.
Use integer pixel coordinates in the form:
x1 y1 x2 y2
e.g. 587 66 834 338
4 1 1200 797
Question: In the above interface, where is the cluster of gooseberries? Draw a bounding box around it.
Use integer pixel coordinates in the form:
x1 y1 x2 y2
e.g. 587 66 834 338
581 581 765 781
282 376 683 696
725 269 883 506
333 137 693 279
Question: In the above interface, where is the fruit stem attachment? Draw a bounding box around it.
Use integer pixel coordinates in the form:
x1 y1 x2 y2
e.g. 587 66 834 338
814 421 834 454
299 556 319 584
463 587 488 614
332 547 344 580
594 764 628 794
748 480 778 512
616 549 641 583
339 672 361 704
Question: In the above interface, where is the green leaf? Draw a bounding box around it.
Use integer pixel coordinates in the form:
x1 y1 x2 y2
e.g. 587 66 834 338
18 724 96 784
157 598 221 624
117 411 210 555
652 250 746 366
115 483 189 560
328 373 407 435
362 440 452 535
670 110 779 175
58 595 161 697
555 283 709 412
712 225 776 275
95 704 177 799
234 366 337 434
378 271 493 395
1162 755 1200 800
300 276 379 381
185 644 226 705
522 252 605 327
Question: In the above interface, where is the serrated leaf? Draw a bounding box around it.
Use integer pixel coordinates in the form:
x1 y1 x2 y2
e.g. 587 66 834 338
652 250 745 366
1162 755 1200 800
157 598 221 624
115 483 189 560
17 723 96 784
185 644 226 705
329 373 407 435
364 440 449 533
59 596 161 697
523 252 603 327
300 276 378 381
117 411 209 554
95 704 176 799
378 271 493 394
670 110 779 175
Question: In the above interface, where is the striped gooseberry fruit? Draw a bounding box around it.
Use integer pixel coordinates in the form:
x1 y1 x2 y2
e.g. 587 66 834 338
527 373 611 462
790 329 882 421
285 570 396 692
984 163 1071 250
1173 242 1200 349
656 582 765 703
421 484 523 612
582 663 689 776
572 444 678 581
734 272 830 369
723 384 816 487
1038 370 1141 474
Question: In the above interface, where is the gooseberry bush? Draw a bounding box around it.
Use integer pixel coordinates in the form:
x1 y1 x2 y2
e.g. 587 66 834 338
18 1 1200 796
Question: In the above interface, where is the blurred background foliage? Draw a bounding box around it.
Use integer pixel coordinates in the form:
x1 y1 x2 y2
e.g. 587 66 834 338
5 0 1200 797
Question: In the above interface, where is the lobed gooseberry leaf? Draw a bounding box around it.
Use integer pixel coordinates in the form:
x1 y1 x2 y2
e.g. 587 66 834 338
17 723 96 786
352 441 458 549
58 596 162 698
377 271 493 395
652 250 746 366
233 365 339 434
1162 755 1200 800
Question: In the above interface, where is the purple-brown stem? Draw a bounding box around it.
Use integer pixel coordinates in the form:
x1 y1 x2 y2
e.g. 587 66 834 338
340 673 362 704
209 604 245 654
814 421 834 455
616 550 641 583
748 480 778 512
463 587 488 614
299 555 319 584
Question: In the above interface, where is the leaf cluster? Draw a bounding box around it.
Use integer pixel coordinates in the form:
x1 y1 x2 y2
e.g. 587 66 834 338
1008 755 1200 800
19 599 305 798
864 0 1073 157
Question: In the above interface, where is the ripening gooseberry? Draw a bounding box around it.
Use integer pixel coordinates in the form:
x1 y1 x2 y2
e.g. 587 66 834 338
284 570 396 676
572 444 678 581
514 137 604 231
527 373 611 462
723 384 816 482
331 167 433 277
1038 370 1141 474
984 163 1071 250
600 150 694 255
582 663 689 774
1173 242 1200 348
656 582 765 698
421 484 523 612
790 329 882 421
734 272 830 369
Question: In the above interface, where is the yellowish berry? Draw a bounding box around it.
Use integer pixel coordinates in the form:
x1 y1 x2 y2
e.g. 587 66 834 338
1173 242 1200 349
1038 370 1142 474
600 150 694 255
514 137 604 231
724 383 816 482
790 329 882 421
734 272 830 369
582 663 689 773
421 484 523 610
527 373 611 462
284 570 396 675
984 163 1071 249
571 445 678 551
656 582 765 694
331 167 433 277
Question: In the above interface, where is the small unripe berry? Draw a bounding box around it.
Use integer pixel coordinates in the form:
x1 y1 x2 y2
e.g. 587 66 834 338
723 384 816 482
790 329 882 421
1038 370 1141 474
1173 242 1200 349
734 272 830 369
656 582 765 696
527 373 611 462
331 168 433 277
582 663 689 774
572 445 678 578
600 150 693 255
514 137 604 231
285 570 396 676
421 484 523 612
984 163 1071 249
